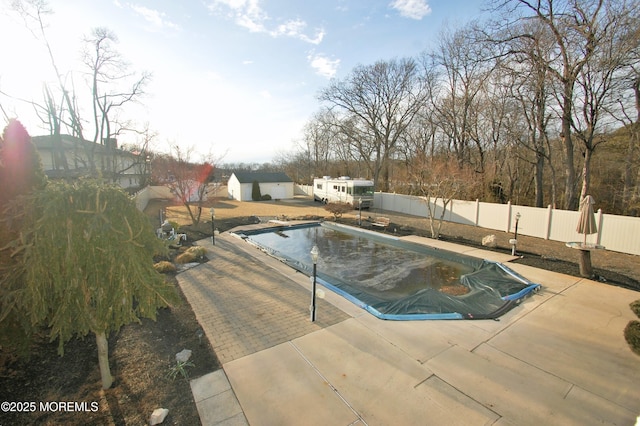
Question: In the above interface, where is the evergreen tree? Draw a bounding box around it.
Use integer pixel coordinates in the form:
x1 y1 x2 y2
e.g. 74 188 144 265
8 179 178 389
252 179 262 201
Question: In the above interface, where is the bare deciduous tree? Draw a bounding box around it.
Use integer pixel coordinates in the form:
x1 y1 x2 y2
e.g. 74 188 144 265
427 23 494 175
571 0 640 201
165 146 215 225
82 27 151 176
495 18 556 207
318 57 428 191
409 155 480 239
494 0 615 209
12 0 85 139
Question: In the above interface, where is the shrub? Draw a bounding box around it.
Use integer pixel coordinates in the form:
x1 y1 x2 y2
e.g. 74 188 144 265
175 252 196 264
252 180 262 201
324 202 352 221
624 321 640 356
186 246 206 257
630 299 640 318
154 261 177 273
175 246 206 264
261 194 272 201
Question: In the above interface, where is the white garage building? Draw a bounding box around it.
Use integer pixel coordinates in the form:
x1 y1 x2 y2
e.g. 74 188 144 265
227 171 294 201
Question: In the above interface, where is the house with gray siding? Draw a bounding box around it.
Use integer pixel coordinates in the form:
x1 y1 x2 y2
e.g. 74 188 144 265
32 134 148 190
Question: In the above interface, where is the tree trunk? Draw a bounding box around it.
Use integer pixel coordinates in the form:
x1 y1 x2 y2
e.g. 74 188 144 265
425 199 438 239
561 103 577 210
185 204 198 226
381 154 390 192
96 331 113 390
622 129 637 212
622 80 640 213
435 201 449 239
534 150 545 207
580 147 593 202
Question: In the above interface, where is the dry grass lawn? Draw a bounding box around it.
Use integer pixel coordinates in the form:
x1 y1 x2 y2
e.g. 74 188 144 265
165 198 356 226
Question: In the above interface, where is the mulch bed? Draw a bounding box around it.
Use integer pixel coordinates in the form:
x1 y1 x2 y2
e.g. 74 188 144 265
0 240 220 426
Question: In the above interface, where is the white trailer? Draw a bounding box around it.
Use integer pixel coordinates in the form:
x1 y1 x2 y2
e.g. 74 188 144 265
313 176 374 208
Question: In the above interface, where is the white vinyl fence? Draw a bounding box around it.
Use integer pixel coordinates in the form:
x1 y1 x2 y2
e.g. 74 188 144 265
374 192 640 256
296 184 314 196
134 185 174 211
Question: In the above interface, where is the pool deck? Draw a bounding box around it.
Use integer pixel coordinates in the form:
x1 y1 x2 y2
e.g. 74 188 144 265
178 225 640 426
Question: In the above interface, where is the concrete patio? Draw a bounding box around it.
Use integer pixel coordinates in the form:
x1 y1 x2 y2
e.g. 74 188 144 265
178 227 640 425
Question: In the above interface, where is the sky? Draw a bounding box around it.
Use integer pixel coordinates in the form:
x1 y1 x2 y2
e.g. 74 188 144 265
0 0 487 164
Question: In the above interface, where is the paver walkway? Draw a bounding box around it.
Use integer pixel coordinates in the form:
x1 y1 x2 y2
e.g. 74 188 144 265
178 235 349 364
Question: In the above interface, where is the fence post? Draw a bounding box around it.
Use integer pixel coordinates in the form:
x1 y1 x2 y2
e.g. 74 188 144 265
474 199 480 227
506 201 512 232
596 208 604 245
545 205 552 240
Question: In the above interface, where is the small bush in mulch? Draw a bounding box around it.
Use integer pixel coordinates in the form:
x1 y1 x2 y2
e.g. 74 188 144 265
626 300 640 356
175 246 207 264
624 321 640 356
324 202 352 220
154 260 177 273
624 299 640 355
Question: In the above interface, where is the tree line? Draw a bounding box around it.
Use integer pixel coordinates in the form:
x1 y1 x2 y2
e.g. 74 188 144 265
277 0 640 216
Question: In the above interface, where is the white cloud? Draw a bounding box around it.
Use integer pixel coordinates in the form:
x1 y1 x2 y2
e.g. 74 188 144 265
307 53 340 78
129 4 181 30
300 27 325 45
206 0 267 32
207 0 324 44
272 19 325 45
259 90 271 99
389 0 432 20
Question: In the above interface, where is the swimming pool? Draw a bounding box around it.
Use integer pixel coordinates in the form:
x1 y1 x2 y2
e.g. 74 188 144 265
234 222 540 320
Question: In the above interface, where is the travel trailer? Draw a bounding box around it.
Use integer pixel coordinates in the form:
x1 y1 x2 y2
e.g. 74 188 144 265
313 176 374 208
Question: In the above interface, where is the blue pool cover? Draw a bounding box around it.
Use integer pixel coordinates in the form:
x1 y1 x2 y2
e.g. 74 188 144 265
235 222 541 320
